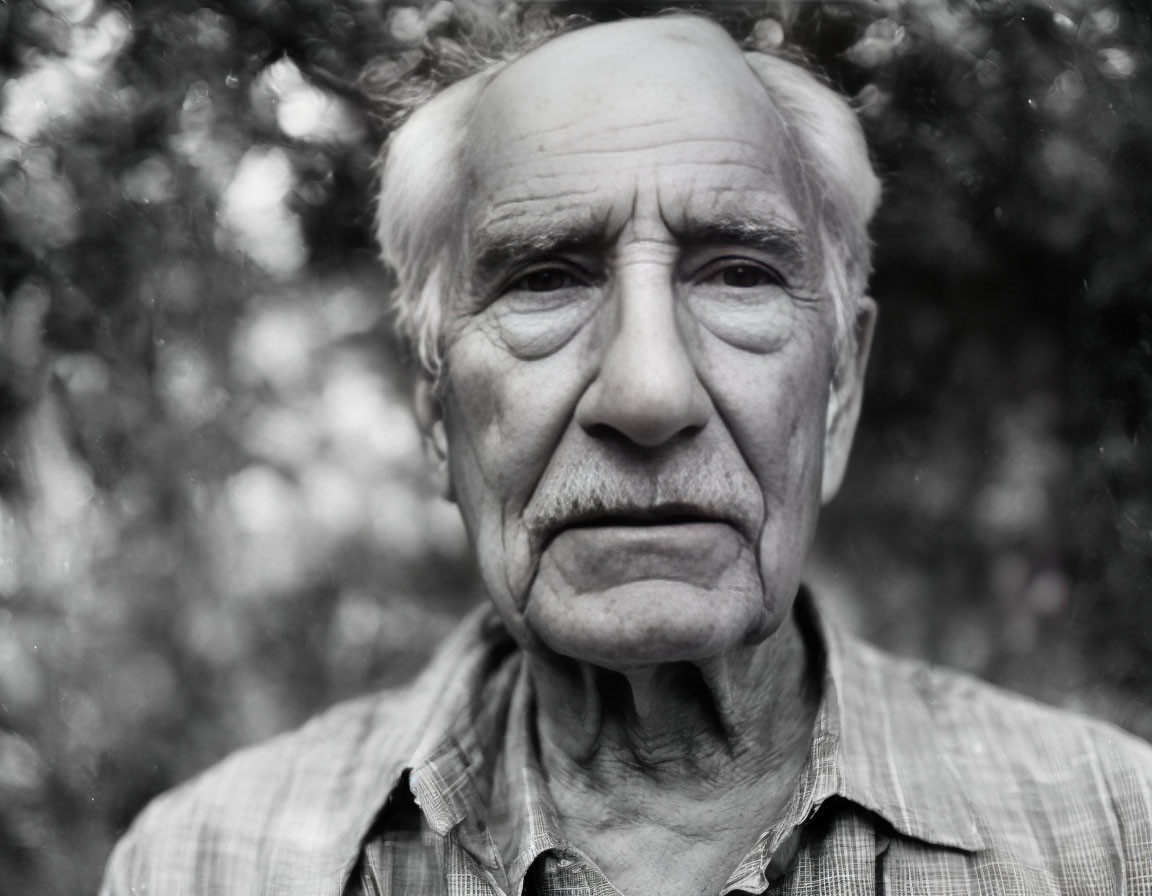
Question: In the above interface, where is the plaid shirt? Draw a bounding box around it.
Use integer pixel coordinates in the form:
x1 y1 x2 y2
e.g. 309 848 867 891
102 593 1152 895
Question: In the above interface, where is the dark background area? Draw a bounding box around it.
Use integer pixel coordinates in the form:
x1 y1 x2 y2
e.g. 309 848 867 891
1 1 1150 893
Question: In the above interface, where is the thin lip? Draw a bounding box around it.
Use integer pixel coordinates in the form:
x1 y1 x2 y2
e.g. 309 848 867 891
533 502 744 551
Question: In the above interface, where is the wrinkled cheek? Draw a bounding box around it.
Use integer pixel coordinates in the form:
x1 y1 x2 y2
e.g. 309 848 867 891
443 355 545 619
445 342 522 498
450 438 541 626
756 489 819 610
753 404 827 616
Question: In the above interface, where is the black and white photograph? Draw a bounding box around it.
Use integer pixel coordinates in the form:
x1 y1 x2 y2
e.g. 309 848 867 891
1 1 1150 893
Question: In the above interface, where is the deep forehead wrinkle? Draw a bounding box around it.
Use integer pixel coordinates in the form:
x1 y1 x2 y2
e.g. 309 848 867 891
504 115 685 143
483 137 777 169
468 199 813 287
472 148 794 212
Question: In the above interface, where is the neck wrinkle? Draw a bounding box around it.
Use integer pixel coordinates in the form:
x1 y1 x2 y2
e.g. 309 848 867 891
525 609 819 806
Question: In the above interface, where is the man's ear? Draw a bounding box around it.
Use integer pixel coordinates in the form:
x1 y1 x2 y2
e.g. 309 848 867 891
414 377 454 501
821 297 877 504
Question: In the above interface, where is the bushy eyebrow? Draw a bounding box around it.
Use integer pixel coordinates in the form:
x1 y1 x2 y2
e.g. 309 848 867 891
671 216 811 276
469 214 611 289
467 208 812 289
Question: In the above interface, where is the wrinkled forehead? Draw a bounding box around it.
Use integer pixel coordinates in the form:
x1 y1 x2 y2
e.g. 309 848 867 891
462 17 804 234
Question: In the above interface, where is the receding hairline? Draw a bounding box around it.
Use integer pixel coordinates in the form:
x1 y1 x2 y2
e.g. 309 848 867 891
375 14 878 381
487 13 744 85
455 14 825 259
469 14 767 139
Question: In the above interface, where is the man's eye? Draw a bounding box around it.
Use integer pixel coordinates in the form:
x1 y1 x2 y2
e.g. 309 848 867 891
709 263 782 289
509 268 581 292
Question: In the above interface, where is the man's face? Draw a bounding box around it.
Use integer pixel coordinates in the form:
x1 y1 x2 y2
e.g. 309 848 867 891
425 18 870 670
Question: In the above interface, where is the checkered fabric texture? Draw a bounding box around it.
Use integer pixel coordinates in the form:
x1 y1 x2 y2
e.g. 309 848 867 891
103 594 1152 895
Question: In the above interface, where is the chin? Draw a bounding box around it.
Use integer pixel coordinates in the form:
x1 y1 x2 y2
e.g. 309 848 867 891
523 577 774 670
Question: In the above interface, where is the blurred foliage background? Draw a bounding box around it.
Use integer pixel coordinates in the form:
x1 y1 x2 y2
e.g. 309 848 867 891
0 0 1149 892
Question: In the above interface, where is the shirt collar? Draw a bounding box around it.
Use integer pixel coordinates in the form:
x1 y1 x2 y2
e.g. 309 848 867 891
396 590 984 892
407 657 568 894
807 596 986 852
264 605 516 893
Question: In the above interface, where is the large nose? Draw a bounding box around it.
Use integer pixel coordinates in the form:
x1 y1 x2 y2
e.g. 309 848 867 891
575 269 711 447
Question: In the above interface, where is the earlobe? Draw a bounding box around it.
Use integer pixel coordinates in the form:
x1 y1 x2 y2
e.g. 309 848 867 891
821 297 877 504
414 378 454 501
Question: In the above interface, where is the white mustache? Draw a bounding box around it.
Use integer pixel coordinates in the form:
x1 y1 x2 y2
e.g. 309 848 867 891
523 448 761 546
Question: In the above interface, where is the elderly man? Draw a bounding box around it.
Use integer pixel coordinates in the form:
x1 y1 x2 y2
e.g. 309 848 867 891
103 13 1152 896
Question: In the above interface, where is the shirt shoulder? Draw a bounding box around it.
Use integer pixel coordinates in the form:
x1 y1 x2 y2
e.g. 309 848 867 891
100 605 510 896
99 687 413 896
853 639 1152 888
888 642 1152 789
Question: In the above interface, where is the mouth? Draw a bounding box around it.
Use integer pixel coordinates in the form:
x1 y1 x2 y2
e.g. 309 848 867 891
536 503 732 550
571 506 717 527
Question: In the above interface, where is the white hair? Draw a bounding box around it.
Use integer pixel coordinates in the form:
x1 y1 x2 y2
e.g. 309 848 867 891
740 51 881 381
375 21 880 384
375 71 498 380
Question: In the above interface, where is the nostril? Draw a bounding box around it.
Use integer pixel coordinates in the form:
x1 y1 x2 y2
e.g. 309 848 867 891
582 423 708 458
580 403 709 449
581 419 699 444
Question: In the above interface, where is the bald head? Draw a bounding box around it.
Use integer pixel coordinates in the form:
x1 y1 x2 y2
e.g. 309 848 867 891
477 16 765 130
376 14 879 381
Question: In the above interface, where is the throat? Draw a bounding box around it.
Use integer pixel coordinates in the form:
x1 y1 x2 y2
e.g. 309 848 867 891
603 663 740 772
529 612 819 796
509 616 820 896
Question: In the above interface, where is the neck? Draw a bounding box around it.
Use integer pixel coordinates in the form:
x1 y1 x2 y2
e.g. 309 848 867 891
527 610 819 823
